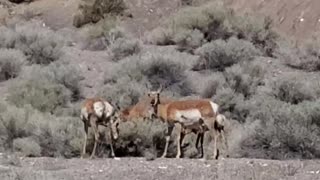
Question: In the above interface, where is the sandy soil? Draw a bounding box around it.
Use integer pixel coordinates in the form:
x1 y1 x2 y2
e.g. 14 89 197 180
1 155 320 180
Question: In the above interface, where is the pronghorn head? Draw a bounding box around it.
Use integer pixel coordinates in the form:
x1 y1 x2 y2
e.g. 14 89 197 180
147 84 163 107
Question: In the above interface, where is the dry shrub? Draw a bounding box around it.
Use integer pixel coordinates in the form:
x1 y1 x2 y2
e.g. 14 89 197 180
146 1 278 56
114 118 166 158
73 0 127 28
7 61 83 113
109 38 142 61
0 21 65 65
0 48 26 82
278 36 320 72
193 37 261 71
0 103 83 157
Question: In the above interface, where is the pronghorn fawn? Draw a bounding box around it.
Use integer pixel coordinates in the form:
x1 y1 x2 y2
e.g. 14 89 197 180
118 96 156 122
147 86 228 159
80 98 121 159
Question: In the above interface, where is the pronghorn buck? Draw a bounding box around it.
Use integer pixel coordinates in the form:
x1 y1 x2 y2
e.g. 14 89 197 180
80 97 121 159
148 86 228 159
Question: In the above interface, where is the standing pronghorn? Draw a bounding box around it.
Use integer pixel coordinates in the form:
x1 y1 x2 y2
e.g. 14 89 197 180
147 86 228 159
80 97 121 159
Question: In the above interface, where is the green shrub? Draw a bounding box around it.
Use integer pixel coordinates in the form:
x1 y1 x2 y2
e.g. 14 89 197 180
114 119 167 157
13 137 41 157
110 38 142 61
270 74 316 104
146 1 278 56
241 97 320 159
6 61 82 113
0 22 65 65
7 78 71 113
73 0 127 28
194 37 261 71
0 48 26 82
0 103 83 158
224 60 266 98
278 36 320 72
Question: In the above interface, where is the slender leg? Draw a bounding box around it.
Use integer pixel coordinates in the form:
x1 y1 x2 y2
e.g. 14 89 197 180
195 132 201 149
109 126 116 158
81 122 89 159
175 124 185 159
90 116 99 159
161 123 174 158
213 129 220 160
199 132 204 158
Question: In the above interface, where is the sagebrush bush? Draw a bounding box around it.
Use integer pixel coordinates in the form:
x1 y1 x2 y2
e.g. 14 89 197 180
110 38 142 61
73 0 127 28
194 37 261 71
224 60 266 98
146 1 278 56
278 37 320 72
0 48 26 82
13 137 41 157
7 78 71 113
7 62 82 113
270 74 316 104
0 103 83 157
0 22 65 65
241 96 320 159
114 118 167 157
103 49 197 104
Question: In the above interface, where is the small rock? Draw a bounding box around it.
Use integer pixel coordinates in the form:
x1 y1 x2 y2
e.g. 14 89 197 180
98 169 103 173
158 166 167 169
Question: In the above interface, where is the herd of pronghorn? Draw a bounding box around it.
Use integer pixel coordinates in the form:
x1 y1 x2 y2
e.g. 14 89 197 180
80 85 229 160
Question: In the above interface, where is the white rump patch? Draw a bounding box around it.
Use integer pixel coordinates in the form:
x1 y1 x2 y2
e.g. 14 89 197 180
216 114 226 126
209 101 219 114
94 101 105 118
175 109 202 126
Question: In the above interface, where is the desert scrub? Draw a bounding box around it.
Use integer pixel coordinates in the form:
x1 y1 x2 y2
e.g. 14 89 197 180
7 62 83 113
278 36 320 72
73 0 127 28
114 118 166 157
0 103 83 157
193 37 261 71
0 48 26 81
146 1 278 56
0 21 65 65
109 38 142 61
102 49 197 106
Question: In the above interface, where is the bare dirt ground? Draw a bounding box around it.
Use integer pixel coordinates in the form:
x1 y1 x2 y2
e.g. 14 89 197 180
1 155 320 180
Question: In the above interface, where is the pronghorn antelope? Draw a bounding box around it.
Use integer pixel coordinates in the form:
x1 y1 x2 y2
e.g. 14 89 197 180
80 98 121 159
118 96 156 122
118 95 173 121
148 86 228 159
